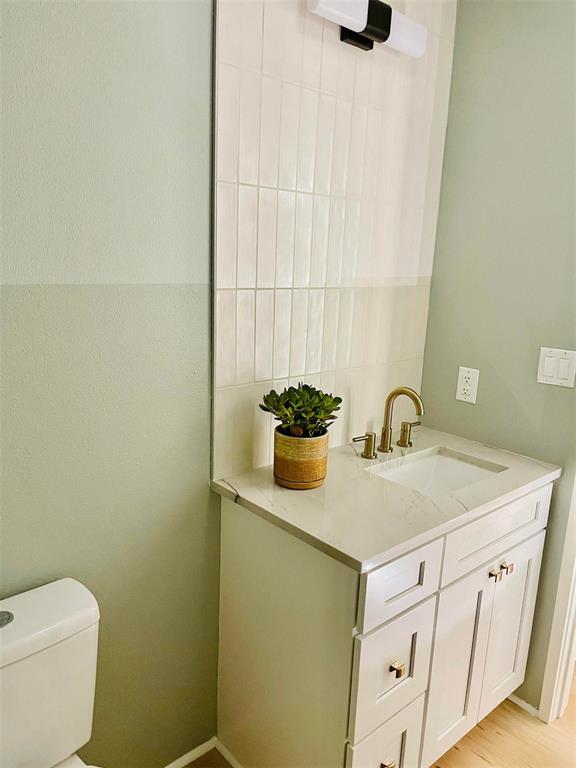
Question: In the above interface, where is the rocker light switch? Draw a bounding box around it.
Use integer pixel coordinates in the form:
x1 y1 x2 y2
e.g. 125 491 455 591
537 347 576 388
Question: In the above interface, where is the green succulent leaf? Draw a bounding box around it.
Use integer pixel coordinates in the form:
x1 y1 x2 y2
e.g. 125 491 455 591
259 382 343 438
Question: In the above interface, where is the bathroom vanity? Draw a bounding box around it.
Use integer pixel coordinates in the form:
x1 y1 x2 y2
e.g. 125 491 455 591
213 429 561 768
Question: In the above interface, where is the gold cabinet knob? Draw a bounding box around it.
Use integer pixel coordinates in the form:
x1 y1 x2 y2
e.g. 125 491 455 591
489 568 503 582
380 762 396 768
389 660 406 679
500 561 515 576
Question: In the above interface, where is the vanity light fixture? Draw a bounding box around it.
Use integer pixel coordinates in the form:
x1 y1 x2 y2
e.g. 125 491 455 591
308 0 427 57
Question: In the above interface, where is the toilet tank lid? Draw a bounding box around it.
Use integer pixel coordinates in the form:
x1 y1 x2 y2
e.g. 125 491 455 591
0 578 100 669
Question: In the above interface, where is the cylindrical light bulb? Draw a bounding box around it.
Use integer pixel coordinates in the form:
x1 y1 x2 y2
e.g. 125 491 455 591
307 0 369 33
384 9 428 58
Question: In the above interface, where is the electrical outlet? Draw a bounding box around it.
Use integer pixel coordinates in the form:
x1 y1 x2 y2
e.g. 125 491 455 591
456 366 480 403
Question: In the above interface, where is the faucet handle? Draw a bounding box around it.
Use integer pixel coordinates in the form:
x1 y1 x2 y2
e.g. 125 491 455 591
352 432 378 460
396 421 421 449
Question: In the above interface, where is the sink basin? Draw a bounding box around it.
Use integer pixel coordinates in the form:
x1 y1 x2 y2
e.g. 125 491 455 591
367 446 508 496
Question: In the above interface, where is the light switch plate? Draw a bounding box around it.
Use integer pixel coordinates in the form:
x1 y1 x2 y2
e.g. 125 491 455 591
537 347 576 388
456 366 480 403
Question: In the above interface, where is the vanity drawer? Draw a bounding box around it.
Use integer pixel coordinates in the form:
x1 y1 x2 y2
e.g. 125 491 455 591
348 596 435 744
357 539 442 633
442 483 552 586
346 695 425 768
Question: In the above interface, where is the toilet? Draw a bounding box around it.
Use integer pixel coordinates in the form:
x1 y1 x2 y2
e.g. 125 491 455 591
0 578 102 768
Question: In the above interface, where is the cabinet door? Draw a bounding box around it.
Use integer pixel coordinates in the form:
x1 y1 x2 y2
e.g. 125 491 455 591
421 565 495 767
478 530 545 719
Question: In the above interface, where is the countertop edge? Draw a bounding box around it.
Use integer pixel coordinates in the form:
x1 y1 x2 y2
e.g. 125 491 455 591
211 468 561 574
212 478 363 570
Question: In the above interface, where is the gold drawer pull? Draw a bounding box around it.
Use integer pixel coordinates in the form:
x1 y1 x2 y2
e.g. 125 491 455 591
489 568 503 582
380 762 396 768
389 661 406 679
500 561 515 576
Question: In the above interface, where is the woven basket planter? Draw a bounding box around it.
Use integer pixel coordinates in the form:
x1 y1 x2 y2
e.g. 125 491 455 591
273 427 328 490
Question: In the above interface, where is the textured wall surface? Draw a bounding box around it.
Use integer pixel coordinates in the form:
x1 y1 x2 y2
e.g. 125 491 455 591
0 3 216 767
213 0 457 477
422 0 576 708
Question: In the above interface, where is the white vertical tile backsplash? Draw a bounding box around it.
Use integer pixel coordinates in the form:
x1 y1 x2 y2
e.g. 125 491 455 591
259 76 282 187
255 290 274 381
306 289 325 374
336 38 357 101
290 289 309 376
320 22 341 97
276 190 296 287
297 89 319 193
216 182 237 290
293 193 313 288
314 94 336 194
262 1 284 80
278 83 301 189
326 197 345 287
346 105 367 198
236 290 255 384
273 289 292 379
215 290 236 388
237 185 257 288
341 199 360 286
217 0 241 69
321 288 340 372
214 0 456 476
336 288 355 370
238 70 261 185
240 0 263 72
301 11 323 89
217 64 240 182
310 195 329 287
280 0 305 84
331 99 352 196
257 188 277 288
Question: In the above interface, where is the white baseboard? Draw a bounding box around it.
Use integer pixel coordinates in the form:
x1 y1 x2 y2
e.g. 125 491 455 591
215 738 244 768
508 693 542 720
164 737 216 768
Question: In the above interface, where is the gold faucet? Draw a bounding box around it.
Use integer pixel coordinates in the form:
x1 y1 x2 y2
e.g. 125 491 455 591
378 386 425 453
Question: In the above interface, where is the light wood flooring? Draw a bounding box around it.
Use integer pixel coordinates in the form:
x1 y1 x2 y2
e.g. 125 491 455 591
435 680 576 768
189 677 576 767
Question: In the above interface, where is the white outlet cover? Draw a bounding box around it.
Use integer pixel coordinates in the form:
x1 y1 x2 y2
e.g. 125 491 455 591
537 347 576 388
456 366 480 404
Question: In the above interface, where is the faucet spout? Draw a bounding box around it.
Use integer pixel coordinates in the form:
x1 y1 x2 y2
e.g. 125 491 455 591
378 386 425 453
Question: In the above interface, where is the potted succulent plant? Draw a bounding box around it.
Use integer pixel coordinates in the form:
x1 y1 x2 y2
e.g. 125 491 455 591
259 383 342 490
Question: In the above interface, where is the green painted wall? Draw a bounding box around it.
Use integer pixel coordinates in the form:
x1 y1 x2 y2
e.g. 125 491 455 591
0 3 217 767
422 0 576 707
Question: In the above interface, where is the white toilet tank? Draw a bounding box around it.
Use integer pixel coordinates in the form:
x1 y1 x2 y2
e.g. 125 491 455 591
0 578 100 768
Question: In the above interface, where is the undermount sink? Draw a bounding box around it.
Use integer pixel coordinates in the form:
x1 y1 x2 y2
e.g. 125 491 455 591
367 446 508 496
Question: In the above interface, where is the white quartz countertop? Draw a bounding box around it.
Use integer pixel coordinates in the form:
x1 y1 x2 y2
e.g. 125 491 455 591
212 428 561 573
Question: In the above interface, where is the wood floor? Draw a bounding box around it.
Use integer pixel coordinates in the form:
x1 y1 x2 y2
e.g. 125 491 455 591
435 682 576 768
189 678 576 767
188 749 231 768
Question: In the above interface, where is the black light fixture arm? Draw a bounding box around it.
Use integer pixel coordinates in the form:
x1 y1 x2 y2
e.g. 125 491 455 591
340 0 392 51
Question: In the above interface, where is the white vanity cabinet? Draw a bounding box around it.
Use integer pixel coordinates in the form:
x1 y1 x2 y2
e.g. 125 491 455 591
217 481 553 768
